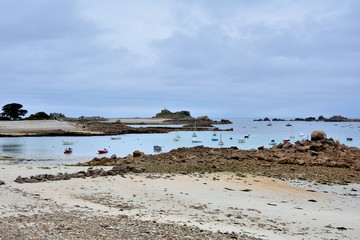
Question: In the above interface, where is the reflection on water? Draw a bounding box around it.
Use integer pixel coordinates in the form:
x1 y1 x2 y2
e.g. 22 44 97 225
1 143 23 153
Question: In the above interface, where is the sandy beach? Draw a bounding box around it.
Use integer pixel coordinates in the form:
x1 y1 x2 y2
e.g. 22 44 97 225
0 119 169 136
0 120 85 135
1 164 359 239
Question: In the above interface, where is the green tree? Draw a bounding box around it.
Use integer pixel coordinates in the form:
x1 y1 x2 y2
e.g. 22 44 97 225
1 103 28 120
26 111 51 120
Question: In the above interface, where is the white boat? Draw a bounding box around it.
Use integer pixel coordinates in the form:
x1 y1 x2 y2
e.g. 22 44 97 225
289 125 295 138
299 132 305 137
192 137 202 143
238 138 245 143
62 140 74 145
173 134 181 141
218 134 224 146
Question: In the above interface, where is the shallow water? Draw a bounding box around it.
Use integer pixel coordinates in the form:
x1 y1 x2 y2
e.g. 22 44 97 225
1 118 359 165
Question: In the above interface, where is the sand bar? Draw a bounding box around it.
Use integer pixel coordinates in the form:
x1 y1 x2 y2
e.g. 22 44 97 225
0 120 84 135
0 118 169 136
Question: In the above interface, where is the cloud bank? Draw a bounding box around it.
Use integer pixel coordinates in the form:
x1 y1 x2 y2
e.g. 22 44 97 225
1 0 359 118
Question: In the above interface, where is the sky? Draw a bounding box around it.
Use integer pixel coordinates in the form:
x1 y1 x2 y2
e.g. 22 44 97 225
1 0 359 119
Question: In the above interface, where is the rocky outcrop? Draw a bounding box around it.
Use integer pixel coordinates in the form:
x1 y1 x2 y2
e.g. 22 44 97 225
13 166 145 184
74 133 360 183
311 131 327 141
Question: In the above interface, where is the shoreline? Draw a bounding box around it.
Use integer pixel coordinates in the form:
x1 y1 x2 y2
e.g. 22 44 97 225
1 164 359 239
0 119 170 137
0 118 230 137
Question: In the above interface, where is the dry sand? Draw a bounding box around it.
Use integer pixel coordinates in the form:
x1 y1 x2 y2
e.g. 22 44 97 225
1 164 359 239
0 120 82 135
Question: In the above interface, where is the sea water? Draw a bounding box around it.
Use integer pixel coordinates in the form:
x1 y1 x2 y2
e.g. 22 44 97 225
0 118 359 165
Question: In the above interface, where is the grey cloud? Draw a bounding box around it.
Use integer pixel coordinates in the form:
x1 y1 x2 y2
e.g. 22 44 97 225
0 0 359 118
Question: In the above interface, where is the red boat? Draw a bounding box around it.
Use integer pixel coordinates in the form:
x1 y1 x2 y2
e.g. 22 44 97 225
64 148 73 154
98 149 108 154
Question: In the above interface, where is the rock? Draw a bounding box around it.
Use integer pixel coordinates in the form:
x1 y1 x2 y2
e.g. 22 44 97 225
310 151 319 156
110 154 117 159
133 150 143 157
230 153 240 160
24 178 39 183
277 157 290 164
311 131 327 141
0 180 5 185
310 142 323 152
99 169 108 176
111 165 129 173
282 142 293 149
257 154 266 160
295 145 310 152
62 173 71 180
130 166 144 173
106 170 118 176
14 176 25 183
50 175 62 181
297 159 306 165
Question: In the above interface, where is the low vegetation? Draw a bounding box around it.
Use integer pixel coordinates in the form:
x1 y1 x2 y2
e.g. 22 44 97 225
153 109 192 119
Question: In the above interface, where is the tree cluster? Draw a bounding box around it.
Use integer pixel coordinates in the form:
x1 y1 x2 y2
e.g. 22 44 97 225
0 103 66 121
0 103 28 120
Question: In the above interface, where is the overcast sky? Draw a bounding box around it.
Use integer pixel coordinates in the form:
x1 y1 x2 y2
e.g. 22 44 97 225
1 0 359 118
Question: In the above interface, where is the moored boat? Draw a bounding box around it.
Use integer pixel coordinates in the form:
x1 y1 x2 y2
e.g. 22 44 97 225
64 148 73 154
153 145 162 152
192 137 202 143
211 132 219 141
269 139 276 145
218 134 224 146
173 133 181 141
110 136 122 140
98 149 108 154
62 140 74 145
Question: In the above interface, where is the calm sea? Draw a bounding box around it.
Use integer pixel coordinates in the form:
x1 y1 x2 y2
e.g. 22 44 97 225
1 118 359 165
